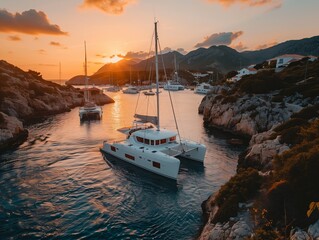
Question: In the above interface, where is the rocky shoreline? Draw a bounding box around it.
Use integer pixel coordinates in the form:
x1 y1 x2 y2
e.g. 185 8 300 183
197 59 319 239
0 60 114 152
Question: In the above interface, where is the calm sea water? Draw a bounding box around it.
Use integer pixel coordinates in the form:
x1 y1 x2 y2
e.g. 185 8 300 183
0 90 245 240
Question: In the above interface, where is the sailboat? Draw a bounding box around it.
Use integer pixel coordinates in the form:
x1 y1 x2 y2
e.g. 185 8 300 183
122 66 139 94
163 53 185 91
79 41 103 121
100 22 206 180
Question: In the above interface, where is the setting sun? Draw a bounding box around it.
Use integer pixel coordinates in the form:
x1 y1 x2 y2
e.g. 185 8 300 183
104 55 123 64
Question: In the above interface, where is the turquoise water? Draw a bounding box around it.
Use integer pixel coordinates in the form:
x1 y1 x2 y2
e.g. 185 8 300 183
0 90 244 239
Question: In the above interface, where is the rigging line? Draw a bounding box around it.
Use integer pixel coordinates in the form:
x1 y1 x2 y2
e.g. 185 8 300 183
143 29 155 75
134 89 141 125
157 39 184 150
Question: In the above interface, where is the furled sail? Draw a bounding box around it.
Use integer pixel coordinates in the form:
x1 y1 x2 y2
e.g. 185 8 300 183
134 114 158 125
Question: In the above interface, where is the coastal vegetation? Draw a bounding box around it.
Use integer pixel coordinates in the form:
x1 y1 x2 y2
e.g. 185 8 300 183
199 58 319 239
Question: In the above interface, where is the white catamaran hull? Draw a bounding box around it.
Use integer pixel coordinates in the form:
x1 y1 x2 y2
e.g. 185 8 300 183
101 141 181 180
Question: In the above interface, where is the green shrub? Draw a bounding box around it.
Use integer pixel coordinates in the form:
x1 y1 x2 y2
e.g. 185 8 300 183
291 105 319 120
212 194 239 223
269 120 319 227
274 118 308 132
212 168 262 223
271 95 284 102
221 95 238 104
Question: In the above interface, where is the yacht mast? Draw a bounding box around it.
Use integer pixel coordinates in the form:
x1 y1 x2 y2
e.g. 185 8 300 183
84 41 89 102
155 21 160 131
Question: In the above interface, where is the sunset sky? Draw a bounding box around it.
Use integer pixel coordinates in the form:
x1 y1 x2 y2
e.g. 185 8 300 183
1 0 318 79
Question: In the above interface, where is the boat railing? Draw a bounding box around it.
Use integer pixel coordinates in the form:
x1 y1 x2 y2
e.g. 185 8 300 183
162 143 199 156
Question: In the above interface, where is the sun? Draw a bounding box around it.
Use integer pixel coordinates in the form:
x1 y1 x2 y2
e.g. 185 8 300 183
103 55 123 64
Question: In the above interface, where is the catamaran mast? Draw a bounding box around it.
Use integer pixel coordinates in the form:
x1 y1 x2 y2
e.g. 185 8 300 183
155 21 160 131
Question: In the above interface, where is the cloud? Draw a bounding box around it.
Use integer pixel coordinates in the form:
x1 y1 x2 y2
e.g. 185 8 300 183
177 48 188 55
0 9 68 35
96 54 107 58
195 31 243 48
81 0 135 15
117 51 152 60
37 49 46 54
231 42 248 51
8 35 21 41
255 41 277 50
205 0 282 7
50 41 61 46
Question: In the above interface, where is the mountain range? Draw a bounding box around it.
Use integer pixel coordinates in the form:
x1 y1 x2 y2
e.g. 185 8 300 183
67 35 319 85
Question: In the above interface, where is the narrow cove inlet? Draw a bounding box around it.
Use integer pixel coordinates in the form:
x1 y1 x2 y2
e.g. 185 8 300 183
0 90 245 239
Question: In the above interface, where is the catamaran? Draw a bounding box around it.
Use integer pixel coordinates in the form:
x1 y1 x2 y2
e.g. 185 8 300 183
101 22 206 180
79 41 102 121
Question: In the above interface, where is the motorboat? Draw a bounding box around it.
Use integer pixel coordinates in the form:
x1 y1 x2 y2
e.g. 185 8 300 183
122 86 139 94
79 42 102 121
105 85 121 92
101 22 206 180
163 80 185 91
194 83 213 94
143 90 155 96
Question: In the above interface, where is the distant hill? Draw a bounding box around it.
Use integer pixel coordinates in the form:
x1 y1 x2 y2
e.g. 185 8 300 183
242 35 319 63
66 35 319 85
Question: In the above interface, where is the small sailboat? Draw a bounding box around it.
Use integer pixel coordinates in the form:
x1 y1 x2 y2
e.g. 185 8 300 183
163 54 185 91
79 41 102 121
123 66 139 94
101 22 206 180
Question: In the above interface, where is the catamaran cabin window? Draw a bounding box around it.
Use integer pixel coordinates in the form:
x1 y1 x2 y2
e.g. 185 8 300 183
151 140 154 145
136 136 144 143
125 153 135 160
153 161 161 169
160 139 167 144
155 140 160 145
111 146 116 152
169 136 176 142
145 139 150 145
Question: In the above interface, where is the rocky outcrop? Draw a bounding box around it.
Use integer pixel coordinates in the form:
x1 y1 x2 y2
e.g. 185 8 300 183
0 60 113 151
198 76 319 239
0 112 28 152
199 87 310 138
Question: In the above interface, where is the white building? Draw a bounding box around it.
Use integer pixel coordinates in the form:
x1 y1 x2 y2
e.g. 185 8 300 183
268 54 305 68
229 67 257 82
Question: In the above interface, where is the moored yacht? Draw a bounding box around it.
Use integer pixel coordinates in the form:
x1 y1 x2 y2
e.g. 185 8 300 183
79 101 102 120
79 42 102 121
163 80 185 91
101 22 206 180
194 82 213 94
122 86 139 94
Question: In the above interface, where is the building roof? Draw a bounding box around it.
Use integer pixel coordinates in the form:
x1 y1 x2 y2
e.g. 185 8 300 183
269 54 305 61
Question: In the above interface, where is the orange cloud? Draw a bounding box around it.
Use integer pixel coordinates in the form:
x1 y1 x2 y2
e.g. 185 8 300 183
37 49 46 54
117 51 151 60
205 0 282 7
0 9 68 35
50 41 61 46
231 41 248 51
8 35 21 41
81 0 135 14
255 41 278 50
195 31 243 48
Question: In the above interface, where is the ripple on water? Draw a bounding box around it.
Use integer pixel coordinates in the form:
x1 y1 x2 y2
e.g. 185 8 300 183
0 91 246 239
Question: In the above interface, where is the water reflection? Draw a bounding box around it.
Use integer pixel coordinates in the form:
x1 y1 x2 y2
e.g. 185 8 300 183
0 90 245 240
